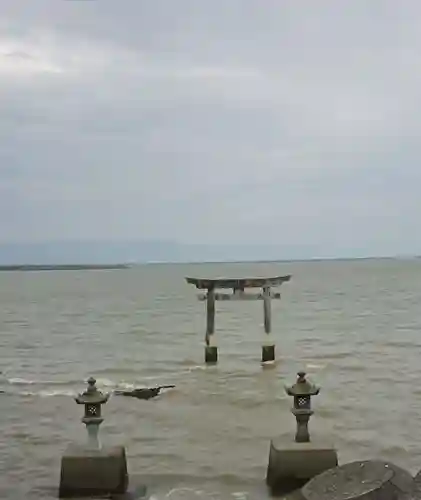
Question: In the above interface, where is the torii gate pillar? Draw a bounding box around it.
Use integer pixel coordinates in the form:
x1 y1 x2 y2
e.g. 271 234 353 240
185 275 291 364
205 285 217 363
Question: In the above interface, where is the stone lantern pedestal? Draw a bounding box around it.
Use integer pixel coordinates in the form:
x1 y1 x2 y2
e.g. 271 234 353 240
59 445 128 498
266 372 338 496
59 377 129 498
266 437 338 496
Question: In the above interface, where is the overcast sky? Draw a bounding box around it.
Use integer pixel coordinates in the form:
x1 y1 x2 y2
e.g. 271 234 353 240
1 1 420 257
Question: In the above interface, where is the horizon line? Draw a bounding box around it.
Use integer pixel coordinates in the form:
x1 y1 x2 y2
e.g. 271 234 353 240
0 254 419 269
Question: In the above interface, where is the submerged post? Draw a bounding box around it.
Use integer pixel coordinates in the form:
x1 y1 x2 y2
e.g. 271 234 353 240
185 274 291 364
205 285 217 363
261 285 274 363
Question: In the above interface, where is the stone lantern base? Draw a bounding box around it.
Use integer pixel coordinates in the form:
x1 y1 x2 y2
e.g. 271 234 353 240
266 436 338 496
59 444 128 498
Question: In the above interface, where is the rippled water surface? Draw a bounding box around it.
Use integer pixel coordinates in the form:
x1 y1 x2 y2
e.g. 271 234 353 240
1 259 421 498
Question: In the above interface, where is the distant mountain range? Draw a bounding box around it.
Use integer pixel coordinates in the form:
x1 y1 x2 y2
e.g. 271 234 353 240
0 240 332 265
0 240 416 265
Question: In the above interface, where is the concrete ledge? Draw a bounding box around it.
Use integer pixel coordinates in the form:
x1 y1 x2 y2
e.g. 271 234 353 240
299 460 415 500
266 437 338 496
59 444 128 498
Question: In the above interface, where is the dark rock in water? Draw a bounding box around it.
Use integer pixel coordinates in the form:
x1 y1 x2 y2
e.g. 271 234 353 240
114 385 175 400
413 470 421 498
299 459 416 500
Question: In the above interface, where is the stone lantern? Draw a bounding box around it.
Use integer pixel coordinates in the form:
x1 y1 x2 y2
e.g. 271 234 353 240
285 371 319 443
75 377 109 449
59 376 129 498
265 370 338 497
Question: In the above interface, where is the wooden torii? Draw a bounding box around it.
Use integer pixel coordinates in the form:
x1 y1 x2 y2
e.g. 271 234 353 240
185 275 291 364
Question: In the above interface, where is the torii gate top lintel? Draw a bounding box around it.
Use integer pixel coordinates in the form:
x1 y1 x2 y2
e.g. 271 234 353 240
185 275 291 290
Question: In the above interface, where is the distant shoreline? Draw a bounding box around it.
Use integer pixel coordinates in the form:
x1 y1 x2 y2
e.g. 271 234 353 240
0 255 419 271
0 264 131 271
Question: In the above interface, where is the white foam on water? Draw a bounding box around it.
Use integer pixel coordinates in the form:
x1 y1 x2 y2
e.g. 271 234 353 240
6 376 85 386
40 389 78 397
166 488 208 499
261 360 276 367
3 375 175 399
305 363 326 370
8 377 37 385
20 389 78 397
94 378 116 388
232 493 248 500
95 378 159 390
186 366 207 373
6 376 139 390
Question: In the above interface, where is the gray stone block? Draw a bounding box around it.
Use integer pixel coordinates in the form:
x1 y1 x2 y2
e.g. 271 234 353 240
266 436 338 496
300 460 416 500
59 444 128 498
414 469 421 497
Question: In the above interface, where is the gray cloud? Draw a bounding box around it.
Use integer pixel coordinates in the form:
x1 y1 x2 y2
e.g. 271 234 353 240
1 0 421 258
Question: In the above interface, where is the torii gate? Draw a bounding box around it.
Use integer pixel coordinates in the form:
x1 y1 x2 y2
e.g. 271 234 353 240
185 275 291 364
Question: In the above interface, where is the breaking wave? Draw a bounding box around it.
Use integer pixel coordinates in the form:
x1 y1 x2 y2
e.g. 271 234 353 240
0 376 140 397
